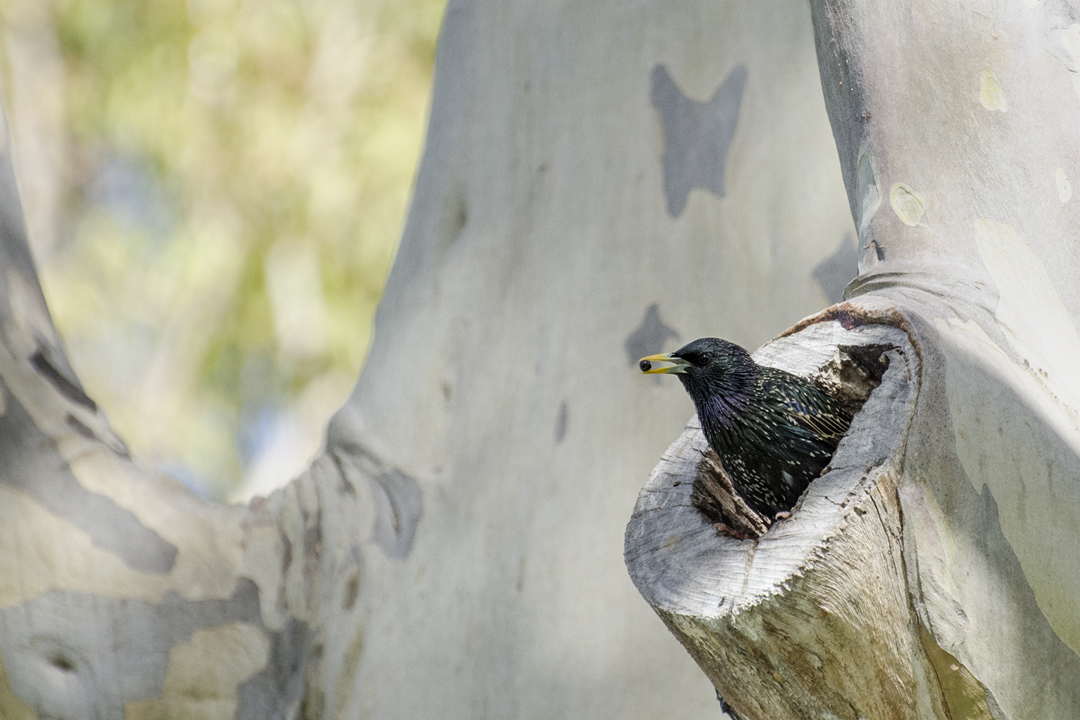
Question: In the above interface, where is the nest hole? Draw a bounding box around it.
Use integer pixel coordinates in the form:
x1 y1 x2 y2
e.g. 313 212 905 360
691 343 894 538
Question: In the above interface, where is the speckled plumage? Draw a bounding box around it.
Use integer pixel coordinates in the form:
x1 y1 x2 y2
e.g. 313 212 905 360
641 337 852 518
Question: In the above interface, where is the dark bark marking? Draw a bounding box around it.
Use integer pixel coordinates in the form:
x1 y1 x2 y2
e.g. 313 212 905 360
812 233 858 304
65 413 97 441
0 387 177 574
652 63 747 218
236 617 310 720
0 580 302 716
342 572 360 611
30 349 96 412
624 303 679 366
370 469 423 559
554 402 568 443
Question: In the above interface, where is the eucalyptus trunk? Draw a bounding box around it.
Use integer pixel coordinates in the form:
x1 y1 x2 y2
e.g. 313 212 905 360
626 2 1080 718
0 0 864 716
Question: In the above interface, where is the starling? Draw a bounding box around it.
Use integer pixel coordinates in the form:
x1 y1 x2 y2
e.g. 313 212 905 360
640 337 851 519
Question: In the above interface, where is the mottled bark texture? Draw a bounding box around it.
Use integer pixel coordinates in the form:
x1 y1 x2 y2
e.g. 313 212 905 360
0 0 863 716
627 1 1080 718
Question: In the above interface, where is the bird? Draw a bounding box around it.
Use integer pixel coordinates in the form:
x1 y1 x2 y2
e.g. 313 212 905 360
640 337 852 519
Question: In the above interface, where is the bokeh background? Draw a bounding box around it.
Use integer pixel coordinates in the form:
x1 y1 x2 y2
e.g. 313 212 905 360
0 0 446 499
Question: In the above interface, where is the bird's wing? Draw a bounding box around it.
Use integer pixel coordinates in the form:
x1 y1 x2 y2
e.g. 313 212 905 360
762 369 851 444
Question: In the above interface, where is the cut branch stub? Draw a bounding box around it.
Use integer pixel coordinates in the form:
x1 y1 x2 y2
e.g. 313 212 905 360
624 318 947 720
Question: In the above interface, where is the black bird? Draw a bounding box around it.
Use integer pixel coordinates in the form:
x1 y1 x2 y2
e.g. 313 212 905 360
640 337 851 519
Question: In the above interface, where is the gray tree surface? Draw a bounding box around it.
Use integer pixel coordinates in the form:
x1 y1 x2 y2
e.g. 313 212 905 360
627 1 1080 718
0 0 869 717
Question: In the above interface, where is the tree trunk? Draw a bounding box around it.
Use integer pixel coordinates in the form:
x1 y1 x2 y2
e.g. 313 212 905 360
626 1 1080 718
0 0 859 716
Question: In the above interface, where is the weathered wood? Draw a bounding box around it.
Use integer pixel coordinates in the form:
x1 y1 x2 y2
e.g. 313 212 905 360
626 317 938 719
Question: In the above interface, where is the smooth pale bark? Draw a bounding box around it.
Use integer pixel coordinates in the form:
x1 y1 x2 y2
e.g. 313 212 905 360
626 1 1080 719
328 1 855 717
0 0 857 717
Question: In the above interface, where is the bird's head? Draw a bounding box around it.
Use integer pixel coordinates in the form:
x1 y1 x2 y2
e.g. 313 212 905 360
639 337 756 402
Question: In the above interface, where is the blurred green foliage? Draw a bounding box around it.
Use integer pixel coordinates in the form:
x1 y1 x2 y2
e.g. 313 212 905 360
0 0 445 498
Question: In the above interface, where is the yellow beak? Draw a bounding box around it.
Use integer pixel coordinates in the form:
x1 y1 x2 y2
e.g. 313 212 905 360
639 353 689 374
